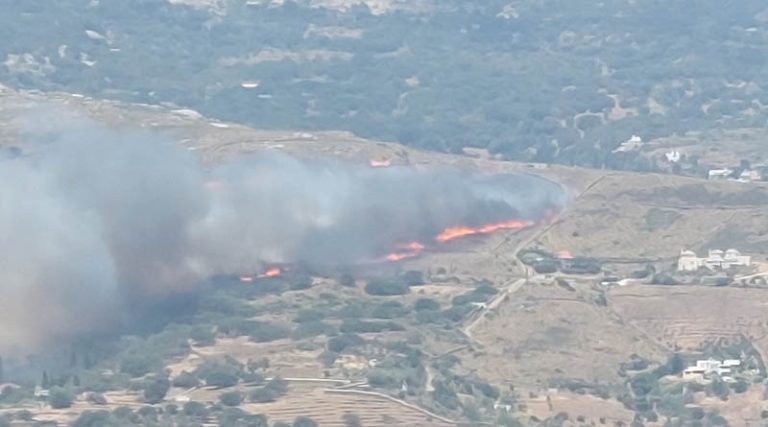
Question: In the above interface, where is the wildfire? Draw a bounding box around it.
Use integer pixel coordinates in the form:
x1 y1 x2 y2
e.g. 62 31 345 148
369 159 391 168
435 219 533 243
383 241 425 262
258 267 281 278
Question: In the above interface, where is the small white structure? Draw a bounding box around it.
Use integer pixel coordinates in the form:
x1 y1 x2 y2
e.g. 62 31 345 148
708 169 732 180
240 80 261 89
683 359 741 379
738 169 761 182
33 387 50 398
678 249 751 272
665 150 682 163
613 135 644 153
173 395 191 403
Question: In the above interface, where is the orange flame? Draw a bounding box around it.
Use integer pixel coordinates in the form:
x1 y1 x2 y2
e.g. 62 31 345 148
383 241 425 262
369 159 391 168
435 219 532 243
258 267 281 278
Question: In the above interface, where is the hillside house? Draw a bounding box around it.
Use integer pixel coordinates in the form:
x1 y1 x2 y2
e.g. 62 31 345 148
613 135 643 153
677 249 751 272
708 169 732 180
683 359 741 379
737 169 761 182
665 150 681 163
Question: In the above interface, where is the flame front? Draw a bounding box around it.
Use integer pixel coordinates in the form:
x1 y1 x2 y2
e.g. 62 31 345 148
258 267 281 278
435 219 533 243
383 241 425 262
369 159 391 168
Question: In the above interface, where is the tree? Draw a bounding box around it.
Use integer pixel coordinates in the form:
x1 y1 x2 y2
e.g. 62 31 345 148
183 401 208 417
143 377 170 404
137 406 158 422
290 274 313 290
342 413 362 427
220 391 244 406
87 392 108 405
414 298 440 311
120 353 159 378
172 371 200 388
327 334 364 353
72 411 113 427
401 270 425 286
339 274 356 287
205 371 239 388
249 377 288 403
364 278 409 296
293 416 319 427
48 387 74 409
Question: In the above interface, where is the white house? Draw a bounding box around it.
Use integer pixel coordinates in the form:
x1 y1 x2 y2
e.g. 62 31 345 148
738 169 761 182
678 249 751 272
613 135 644 153
708 169 732 180
683 359 738 379
665 150 682 163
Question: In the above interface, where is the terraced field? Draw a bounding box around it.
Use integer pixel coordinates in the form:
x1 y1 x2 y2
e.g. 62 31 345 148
609 285 768 358
240 383 455 427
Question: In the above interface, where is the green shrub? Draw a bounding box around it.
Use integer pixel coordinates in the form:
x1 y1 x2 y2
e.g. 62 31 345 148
183 401 208 417
119 353 161 378
365 278 409 296
172 371 200 388
142 377 170 404
339 274 356 287
71 411 112 427
292 321 337 339
327 334 365 353
340 319 404 333
249 377 288 403
220 391 244 406
205 371 239 388
401 270 425 286
414 298 440 311
293 415 319 427
48 387 74 409
294 308 325 323
371 301 409 319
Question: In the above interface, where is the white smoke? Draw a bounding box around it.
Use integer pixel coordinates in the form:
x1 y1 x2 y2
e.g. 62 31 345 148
0 115 564 354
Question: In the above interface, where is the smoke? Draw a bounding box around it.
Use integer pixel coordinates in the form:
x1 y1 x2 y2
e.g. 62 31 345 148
0 116 565 354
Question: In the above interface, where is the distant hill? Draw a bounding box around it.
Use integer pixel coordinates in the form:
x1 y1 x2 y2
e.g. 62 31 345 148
1 0 768 170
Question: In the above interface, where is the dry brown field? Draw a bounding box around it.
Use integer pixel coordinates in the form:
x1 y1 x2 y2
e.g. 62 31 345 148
609 285 768 358
459 279 666 388
520 389 635 426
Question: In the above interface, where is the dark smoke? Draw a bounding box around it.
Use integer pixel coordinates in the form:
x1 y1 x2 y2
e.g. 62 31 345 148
0 117 564 354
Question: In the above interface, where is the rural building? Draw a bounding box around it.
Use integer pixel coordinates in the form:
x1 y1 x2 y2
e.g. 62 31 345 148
677 249 751 272
738 169 761 182
613 135 643 153
708 169 732 180
665 150 681 163
683 359 741 379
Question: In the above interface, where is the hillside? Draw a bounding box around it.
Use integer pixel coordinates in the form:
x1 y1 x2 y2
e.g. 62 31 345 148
2 89 768 425
2 1 768 171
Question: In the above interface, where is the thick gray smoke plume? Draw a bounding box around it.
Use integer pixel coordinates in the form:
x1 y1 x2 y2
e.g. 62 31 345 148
0 118 564 354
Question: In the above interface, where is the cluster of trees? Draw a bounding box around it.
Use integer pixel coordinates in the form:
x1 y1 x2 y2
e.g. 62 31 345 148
5 1 768 170
364 271 423 296
69 404 320 427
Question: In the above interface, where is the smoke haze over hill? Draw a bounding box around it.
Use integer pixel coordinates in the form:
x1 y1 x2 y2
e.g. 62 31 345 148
0 116 564 354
